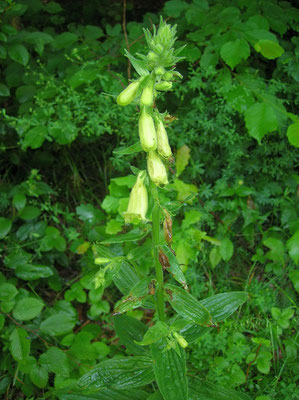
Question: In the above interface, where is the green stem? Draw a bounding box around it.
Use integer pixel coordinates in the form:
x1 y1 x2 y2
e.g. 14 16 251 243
151 185 165 321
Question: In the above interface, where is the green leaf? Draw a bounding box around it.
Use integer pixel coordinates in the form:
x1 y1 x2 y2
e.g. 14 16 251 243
114 315 148 355
165 284 212 326
257 350 272 374
151 339 188 400
287 123 299 147
44 1 63 13
40 313 76 336
209 247 221 269
13 193 26 210
76 204 104 223
15 264 53 280
40 346 70 376
0 218 12 239
84 25 104 40
289 270 299 293
159 245 187 289
8 44 29 66
23 126 48 149
0 283 18 301
113 142 143 155
220 39 250 69
114 277 152 314
101 228 149 244
29 364 48 388
200 292 248 322
219 238 234 262
124 50 149 76
254 40 284 59
245 102 278 143
176 145 190 177
57 388 149 400
263 237 285 265
112 261 139 295
0 83 10 96
286 230 299 265
19 206 41 220
189 377 251 400
52 32 78 49
78 356 155 390
164 0 189 17
136 321 169 346
13 298 44 321
10 327 31 361
68 67 99 89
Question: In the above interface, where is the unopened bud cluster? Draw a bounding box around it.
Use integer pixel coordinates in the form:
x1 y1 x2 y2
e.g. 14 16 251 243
116 17 184 224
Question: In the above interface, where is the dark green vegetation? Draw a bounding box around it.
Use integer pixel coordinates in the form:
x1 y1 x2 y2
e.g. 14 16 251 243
0 0 298 399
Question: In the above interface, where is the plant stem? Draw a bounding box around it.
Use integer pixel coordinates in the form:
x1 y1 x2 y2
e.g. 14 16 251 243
151 186 165 321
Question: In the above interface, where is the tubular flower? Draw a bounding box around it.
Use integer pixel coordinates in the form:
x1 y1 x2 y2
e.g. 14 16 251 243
147 150 168 186
156 119 172 159
123 171 148 224
173 332 188 348
117 80 140 106
139 108 157 152
140 78 155 107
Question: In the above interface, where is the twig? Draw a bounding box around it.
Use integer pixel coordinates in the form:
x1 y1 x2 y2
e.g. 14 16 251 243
122 0 131 80
246 343 262 381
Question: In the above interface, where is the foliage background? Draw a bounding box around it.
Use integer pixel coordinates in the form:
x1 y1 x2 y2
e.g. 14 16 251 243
0 0 298 399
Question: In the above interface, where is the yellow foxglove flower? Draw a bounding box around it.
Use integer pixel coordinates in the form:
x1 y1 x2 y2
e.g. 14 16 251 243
147 150 168 185
123 171 148 224
173 332 188 348
140 78 154 107
139 108 157 152
156 119 172 158
117 80 140 106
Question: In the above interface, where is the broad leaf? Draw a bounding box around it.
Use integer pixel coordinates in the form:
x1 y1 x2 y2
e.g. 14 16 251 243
220 39 250 69
136 321 169 346
254 40 284 59
0 218 12 239
15 264 53 280
23 126 48 149
114 315 148 355
176 145 190 177
245 102 278 143
287 123 299 148
165 284 212 326
8 44 29 65
286 230 299 265
0 283 18 301
78 356 155 390
40 313 76 336
151 339 188 400
29 364 48 388
40 346 70 376
13 298 44 321
10 327 31 361
219 238 234 262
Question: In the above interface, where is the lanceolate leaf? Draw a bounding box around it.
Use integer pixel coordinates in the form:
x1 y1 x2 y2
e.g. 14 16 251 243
200 292 248 323
151 339 188 400
114 315 148 355
245 102 278 143
100 228 149 244
165 284 212 326
189 378 251 400
77 356 155 390
114 277 153 314
159 245 187 289
57 388 149 400
113 142 143 155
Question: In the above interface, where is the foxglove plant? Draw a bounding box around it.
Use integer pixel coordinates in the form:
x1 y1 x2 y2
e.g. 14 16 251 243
77 18 249 400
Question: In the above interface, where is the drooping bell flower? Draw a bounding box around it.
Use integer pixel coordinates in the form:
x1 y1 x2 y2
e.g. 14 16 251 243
147 150 168 186
123 171 148 224
117 79 141 106
139 107 157 152
156 118 172 159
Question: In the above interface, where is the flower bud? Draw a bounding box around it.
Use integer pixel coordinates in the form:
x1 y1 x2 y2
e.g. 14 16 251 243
155 66 165 76
94 257 111 265
173 332 188 348
117 80 140 106
162 71 174 81
123 171 148 224
155 81 173 91
139 108 157 152
147 150 168 186
140 78 154 107
156 119 172 159
147 51 159 63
